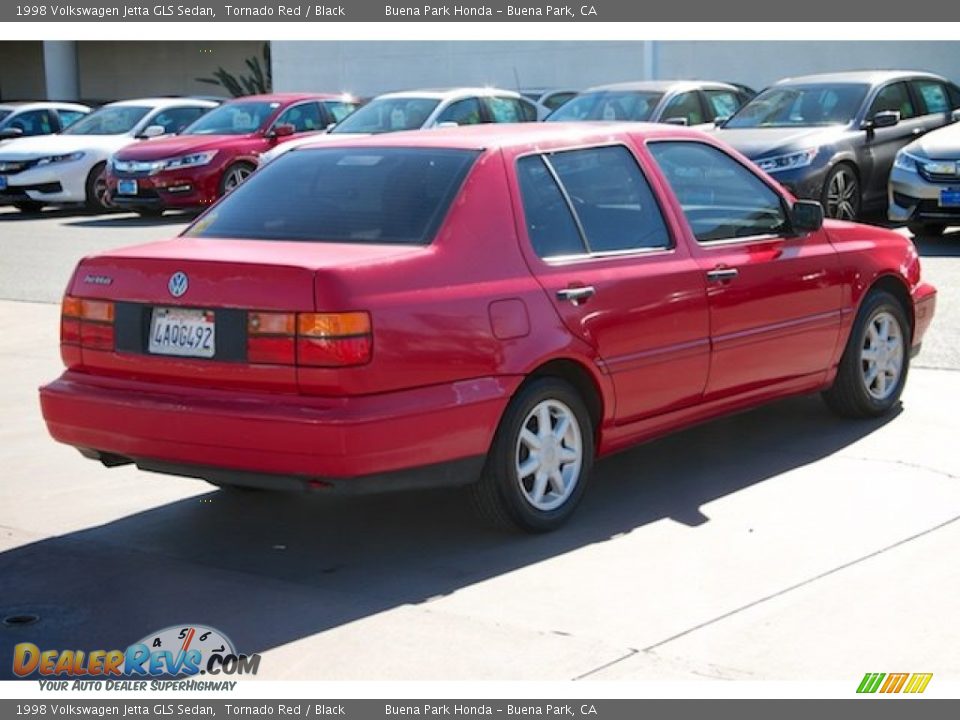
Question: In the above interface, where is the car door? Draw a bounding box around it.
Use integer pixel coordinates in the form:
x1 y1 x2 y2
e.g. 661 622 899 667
511 143 710 423
861 81 928 205
645 140 843 401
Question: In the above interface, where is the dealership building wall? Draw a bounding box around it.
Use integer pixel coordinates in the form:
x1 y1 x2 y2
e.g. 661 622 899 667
271 41 960 96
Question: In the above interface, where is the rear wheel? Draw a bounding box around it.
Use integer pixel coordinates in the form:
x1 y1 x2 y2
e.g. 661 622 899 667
85 161 111 212
821 164 860 221
908 222 945 238
219 162 255 196
13 201 43 213
822 290 910 418
470 377 594 532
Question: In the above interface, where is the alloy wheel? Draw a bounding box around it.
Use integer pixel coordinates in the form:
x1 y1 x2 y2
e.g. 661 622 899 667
825 168 859 220
860 310 904 401
223 166 252 193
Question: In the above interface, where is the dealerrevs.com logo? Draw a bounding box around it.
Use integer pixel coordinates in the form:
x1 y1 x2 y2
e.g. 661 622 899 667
857 672 933 694
13 624 261 687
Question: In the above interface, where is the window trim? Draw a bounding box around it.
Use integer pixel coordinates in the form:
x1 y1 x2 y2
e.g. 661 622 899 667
514 141 678 263
644 138 796 247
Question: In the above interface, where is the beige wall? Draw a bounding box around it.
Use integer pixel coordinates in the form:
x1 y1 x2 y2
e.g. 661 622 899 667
77 41 264 102
0 42 47 101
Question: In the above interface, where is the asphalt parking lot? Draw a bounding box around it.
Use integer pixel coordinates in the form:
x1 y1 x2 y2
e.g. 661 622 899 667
0 205 958 682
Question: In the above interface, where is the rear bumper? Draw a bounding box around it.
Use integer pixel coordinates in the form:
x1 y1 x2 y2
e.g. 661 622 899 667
40 370 518 487
911 282 937 351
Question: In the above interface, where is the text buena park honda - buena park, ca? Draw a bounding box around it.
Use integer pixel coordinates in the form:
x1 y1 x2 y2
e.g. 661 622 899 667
385 5 598 16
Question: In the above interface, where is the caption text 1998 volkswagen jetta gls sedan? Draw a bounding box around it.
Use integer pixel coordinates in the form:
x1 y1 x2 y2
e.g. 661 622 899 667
39 123 937 532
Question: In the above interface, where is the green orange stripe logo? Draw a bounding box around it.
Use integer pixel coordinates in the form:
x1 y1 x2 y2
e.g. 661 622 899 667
857 672 932 694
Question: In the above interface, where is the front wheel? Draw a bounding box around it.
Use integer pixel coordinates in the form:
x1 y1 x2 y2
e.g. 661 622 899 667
821 164 861 221
822 290 910 418
470 377 594 532
85 161 111 212
219 162 255 196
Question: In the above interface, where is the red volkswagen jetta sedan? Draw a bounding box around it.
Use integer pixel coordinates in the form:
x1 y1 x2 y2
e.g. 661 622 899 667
41 124 936 532
105 92 360 216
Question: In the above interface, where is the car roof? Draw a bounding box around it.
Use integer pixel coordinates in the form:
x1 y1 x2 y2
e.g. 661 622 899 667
105 97 220 109
0 101 91 111
292 121 710 153
581 80 739 94
774 70 948 86
223 92 356 104
376 87 525 101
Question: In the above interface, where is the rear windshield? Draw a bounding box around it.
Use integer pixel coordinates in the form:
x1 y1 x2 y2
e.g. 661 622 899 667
185 147 480 245
547 91 664 122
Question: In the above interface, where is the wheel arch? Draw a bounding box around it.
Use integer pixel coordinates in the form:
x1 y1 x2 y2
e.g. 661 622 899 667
867 273 915 340
523 358 606 442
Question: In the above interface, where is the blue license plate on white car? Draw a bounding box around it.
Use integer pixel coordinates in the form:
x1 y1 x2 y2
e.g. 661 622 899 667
0 175 7 190
940 188 960 207
117 179 138 196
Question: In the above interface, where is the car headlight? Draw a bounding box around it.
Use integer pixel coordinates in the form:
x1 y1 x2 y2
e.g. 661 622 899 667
893 150 922 173
162 151 218 170
755 148 819 174
35 152 85 166
919 158 959 176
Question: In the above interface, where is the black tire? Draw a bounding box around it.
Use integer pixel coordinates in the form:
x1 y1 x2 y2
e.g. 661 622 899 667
135 208 164 218
821 163 861 221
469 377 595 532
84 161 111 212
822 290 910 418
218 162 255 197
13 201 43 213
908 222 945 238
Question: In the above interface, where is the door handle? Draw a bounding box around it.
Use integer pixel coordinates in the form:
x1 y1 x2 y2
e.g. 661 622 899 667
706 267 739 282
557 286 596 305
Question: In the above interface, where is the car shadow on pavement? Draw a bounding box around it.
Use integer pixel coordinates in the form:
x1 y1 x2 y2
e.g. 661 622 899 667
0 393 900 679
64 212 198 229
913 230 960 258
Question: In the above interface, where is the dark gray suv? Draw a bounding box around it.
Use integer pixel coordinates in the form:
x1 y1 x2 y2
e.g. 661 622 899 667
716 71 960 220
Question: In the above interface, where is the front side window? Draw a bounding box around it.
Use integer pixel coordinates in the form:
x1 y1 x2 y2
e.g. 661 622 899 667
183 101 278 136
63 105 150 135
273 102 323 132
6 109 54 136
185 147 479 245
517 145 671 257
705 90 742 120
435 98 484 126
648 141 788 243
331 98 439 134
547 91 664 122
661 92 705 126
869 82 916 120
485 97 536 123
150 106 208 135
725 84 868 128
912 80 949 115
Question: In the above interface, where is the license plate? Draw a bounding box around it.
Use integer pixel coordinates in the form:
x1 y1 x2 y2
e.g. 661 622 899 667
148 307 215 359
0 176 6 190
117 179 138 196
939 188 960 207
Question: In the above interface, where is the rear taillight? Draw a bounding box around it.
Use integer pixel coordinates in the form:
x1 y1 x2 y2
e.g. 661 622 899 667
62 296 115 351
246 311 372 368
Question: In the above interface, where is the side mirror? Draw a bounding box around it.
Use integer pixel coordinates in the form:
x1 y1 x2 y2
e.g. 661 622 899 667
0 127 24 139
792 200 824 233
951 108 960 123
269 123 296 138
713 116 730 127
435 121 459 128
663 116 689 126
863 110 900 130
139 125 166 139
324 122 337 132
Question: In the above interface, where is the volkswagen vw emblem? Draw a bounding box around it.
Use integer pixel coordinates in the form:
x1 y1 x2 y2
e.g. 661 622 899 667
168 271 189 298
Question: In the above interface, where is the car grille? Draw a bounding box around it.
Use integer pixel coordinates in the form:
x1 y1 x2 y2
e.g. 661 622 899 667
111 160 161 176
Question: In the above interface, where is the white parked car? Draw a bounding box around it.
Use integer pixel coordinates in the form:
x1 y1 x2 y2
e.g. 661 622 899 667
259 87 539 166
0 102 91 145
0 97 217 212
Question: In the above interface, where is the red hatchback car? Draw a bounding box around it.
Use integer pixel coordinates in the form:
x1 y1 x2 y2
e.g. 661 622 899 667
41 124 936 532
105 93 360 216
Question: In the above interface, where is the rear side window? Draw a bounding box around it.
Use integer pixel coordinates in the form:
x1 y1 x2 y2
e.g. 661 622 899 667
648 141 787 243
517 145 671 258
912 80 949 114
436 98 484 126
186 148 479 245
705 90 741 120
323 100 359 123
486 97 537 123
57 109 87 129
516 156 587 258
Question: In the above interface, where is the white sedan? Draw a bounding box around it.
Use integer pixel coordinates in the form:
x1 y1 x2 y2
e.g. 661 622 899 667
258 87 539 166
0 97 217 213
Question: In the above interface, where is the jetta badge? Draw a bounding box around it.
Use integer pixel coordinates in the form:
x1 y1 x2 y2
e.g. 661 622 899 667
168 271 189 298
